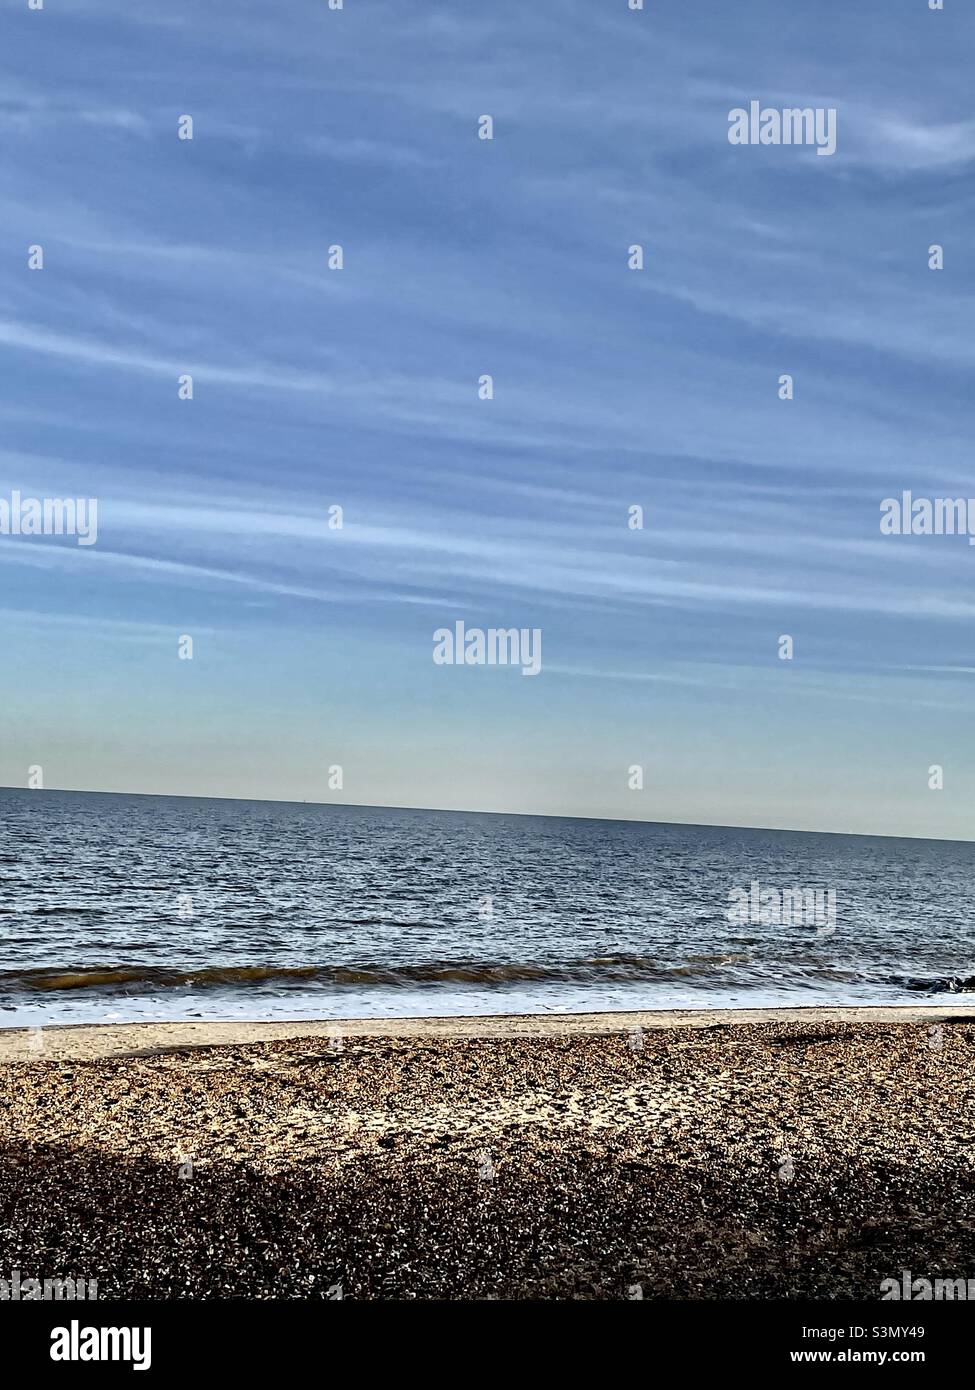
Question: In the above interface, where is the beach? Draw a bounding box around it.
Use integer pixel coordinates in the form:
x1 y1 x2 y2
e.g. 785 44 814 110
1 1006 973 1300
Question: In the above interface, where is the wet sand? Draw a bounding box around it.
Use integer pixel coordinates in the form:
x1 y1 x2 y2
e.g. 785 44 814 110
1 1007 973 1299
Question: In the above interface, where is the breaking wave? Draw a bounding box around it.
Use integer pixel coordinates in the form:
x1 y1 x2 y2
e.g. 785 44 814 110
0 955 746 994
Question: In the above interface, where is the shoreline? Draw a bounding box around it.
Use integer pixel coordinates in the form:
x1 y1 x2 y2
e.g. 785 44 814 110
1 1002 971 1062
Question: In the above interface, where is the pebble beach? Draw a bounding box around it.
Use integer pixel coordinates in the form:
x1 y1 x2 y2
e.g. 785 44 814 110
0 1008 973 1300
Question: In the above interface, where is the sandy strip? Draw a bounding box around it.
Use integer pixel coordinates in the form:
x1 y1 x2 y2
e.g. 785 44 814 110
0 1003 969 1062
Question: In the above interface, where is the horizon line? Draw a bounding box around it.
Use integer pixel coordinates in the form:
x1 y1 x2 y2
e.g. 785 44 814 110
2 784 971 847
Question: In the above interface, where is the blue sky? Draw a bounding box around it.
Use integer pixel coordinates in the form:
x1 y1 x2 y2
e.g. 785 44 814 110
1 0 973 839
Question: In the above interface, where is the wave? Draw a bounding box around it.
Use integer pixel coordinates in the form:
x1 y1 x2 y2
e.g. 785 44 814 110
0 955 741 994
8 960 971 997
896 974 975 994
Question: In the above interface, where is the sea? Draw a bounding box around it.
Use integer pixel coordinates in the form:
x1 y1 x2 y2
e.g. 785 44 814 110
1 788 972 1027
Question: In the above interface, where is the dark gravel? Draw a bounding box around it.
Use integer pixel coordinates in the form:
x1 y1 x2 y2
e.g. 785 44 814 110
1 1019 974 1299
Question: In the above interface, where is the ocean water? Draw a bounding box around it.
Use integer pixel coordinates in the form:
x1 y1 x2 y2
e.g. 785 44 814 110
1 788 973 1027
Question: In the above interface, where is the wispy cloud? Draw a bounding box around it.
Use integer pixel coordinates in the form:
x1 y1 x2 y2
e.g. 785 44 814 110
1 0 972 833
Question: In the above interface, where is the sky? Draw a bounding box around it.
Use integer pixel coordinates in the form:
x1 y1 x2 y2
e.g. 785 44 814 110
0 0 973 840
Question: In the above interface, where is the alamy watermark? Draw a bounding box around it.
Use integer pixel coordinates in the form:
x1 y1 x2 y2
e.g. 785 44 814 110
881 1270 975 1300
727 880 837 931
728 101 836 156
50 1321 151 1371
880 491 975 545
433 621 542 676
0 491 98 545
1 1269 98 1301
